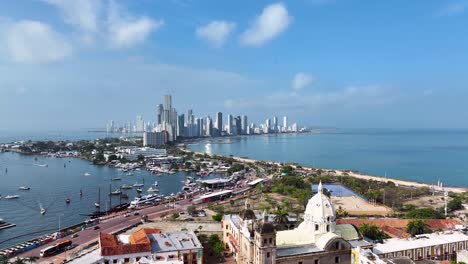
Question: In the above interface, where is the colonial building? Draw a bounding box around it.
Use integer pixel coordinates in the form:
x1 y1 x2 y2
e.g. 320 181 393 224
222 182 353 264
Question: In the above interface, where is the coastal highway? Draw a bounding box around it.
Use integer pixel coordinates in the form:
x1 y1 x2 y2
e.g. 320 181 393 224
17 199 192 264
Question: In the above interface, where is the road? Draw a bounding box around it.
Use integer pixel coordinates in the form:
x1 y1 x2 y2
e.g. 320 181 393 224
17 199 192 264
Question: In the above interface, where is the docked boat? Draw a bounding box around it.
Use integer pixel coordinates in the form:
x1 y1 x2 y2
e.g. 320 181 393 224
95 202 100 208
153 181 158 186
0 218 16 230
110 189 121 195
127 172 133 176
84 172 91 176
136 188 143 193
128 194 162 208
133 182 144 187
4 195 19 199
121 184 133 189
40 207 46 215
111 177 121 181
19 186 30 191
147 187 158 193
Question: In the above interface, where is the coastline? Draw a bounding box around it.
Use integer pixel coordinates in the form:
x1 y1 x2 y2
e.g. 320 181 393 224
181 148 468 194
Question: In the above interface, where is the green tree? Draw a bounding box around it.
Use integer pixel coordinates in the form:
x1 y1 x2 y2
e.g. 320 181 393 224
359 223 389 242
171 213 180 220
281 165 294 176
187 205 197 215
406 208 443 219
212 214 223 222
448 197 463 212
406 220 430 237
274 207 289 230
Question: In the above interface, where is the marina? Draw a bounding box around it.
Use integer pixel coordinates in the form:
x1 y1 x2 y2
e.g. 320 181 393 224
0 152 223 249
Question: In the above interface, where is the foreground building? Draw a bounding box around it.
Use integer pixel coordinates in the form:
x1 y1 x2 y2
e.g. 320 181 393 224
84 228 203 264
222 182 353 264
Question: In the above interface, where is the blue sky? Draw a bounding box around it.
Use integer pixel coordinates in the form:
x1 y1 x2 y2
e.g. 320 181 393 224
1 0 468 131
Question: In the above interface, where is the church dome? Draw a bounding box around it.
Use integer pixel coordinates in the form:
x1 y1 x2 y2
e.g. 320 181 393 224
239 209 256 220
303 181 336 223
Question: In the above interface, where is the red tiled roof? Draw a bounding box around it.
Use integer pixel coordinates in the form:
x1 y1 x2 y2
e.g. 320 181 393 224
337 219 462 238
99 228 160 257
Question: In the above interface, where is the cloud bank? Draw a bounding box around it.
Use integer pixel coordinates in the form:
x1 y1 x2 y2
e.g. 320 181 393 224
196 20 236 48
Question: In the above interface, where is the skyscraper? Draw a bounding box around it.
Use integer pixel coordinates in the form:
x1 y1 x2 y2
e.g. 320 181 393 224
216 112 223 133
227 114 233 135
273 116 278 133
235 116 242 135
164 95 172 111
266 118 271 133
156 104 163 125
177 114 185 137
206 116 212 136
283 116 288 132
135 115 145 132
241 115 247 135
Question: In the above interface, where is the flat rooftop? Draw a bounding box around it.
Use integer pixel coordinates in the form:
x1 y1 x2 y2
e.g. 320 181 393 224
373 231 468 254
149 231 202 252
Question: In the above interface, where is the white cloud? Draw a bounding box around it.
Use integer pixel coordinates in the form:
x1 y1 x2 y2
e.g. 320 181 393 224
435 1 468 17
240 2 292 47
43 0 163 48
107 1 164 49
196 20 236 48
224 85 393 111
292 72 315 91
4 20 72 63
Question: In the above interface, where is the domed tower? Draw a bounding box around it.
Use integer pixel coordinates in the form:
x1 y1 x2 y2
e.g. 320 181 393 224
238 198 257 264
298 181 336 239
254 210 276 264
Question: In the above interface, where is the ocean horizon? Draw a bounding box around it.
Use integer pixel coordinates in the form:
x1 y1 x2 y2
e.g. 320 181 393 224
187 128 468 187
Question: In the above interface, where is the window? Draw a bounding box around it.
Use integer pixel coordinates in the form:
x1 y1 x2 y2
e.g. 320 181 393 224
269 238 272 244
334 242 340 250
335 256 340 263
314 260 319 264
315 224 319 231
264 238 267 245
267 252 270 258
124 258 130 263
298 262 303 264
326 225 330 232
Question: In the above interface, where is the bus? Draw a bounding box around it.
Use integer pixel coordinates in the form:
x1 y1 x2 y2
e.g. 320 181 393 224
40 240 72 257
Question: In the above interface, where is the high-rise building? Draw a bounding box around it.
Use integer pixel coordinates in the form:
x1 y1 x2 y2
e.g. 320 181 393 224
265 118 271 133
241 115 247 135
135 115 145 132
143 132 167 147
197 118 204 137
164 95 172 111
283 116 288 132
177 114 185 137
235 116 242 135
188 109 194 125
273 116 278 133
156 104 163 125
206 116 212 136
227 114 233 135
216 112 223 133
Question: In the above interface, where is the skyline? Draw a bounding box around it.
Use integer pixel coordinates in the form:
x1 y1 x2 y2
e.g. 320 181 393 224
2 1 468 131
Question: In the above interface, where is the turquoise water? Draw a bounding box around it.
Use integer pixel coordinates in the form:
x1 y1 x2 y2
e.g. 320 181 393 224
188 129 468 187
0 152 219 249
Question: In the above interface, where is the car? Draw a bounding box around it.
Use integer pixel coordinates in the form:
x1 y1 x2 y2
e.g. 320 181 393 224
134 211 140 216
185 218 195 221
71 233 79 238
124 213 130 217
93 226 100 230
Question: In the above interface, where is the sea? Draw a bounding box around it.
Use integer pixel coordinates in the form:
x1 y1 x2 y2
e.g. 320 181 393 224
0 150 221 249
187 128 468 188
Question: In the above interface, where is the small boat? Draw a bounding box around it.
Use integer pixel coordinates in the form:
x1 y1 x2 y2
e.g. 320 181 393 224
40 207 46 215
19 186 30 191
84 172 91 176
136 188 143 193
133 182 144 187
147 187 158 193
111 177 121 181
65 198 71 204
110 189 121 195
95 202 100 208
38 164 48 167
4 195 19 199
121 184 133 189
153 181 158 186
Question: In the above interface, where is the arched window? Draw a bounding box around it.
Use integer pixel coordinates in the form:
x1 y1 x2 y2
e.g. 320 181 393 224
326 225 330 232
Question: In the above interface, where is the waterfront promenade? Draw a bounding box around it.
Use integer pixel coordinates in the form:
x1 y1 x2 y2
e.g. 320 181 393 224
16 199 192 264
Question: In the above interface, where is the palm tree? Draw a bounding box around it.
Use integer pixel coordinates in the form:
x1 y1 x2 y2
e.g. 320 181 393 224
24 257 39 264
274 206 289 230
0 255 9 264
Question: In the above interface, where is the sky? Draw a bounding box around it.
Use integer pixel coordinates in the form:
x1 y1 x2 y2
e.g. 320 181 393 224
1 0 468 131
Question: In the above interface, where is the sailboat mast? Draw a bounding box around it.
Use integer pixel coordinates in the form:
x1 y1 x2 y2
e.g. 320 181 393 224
98 188 100 213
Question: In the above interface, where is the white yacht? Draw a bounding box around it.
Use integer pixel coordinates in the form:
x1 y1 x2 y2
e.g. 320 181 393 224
128 194 161 208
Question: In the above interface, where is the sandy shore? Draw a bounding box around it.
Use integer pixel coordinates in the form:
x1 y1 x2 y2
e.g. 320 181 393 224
182 148 468 194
